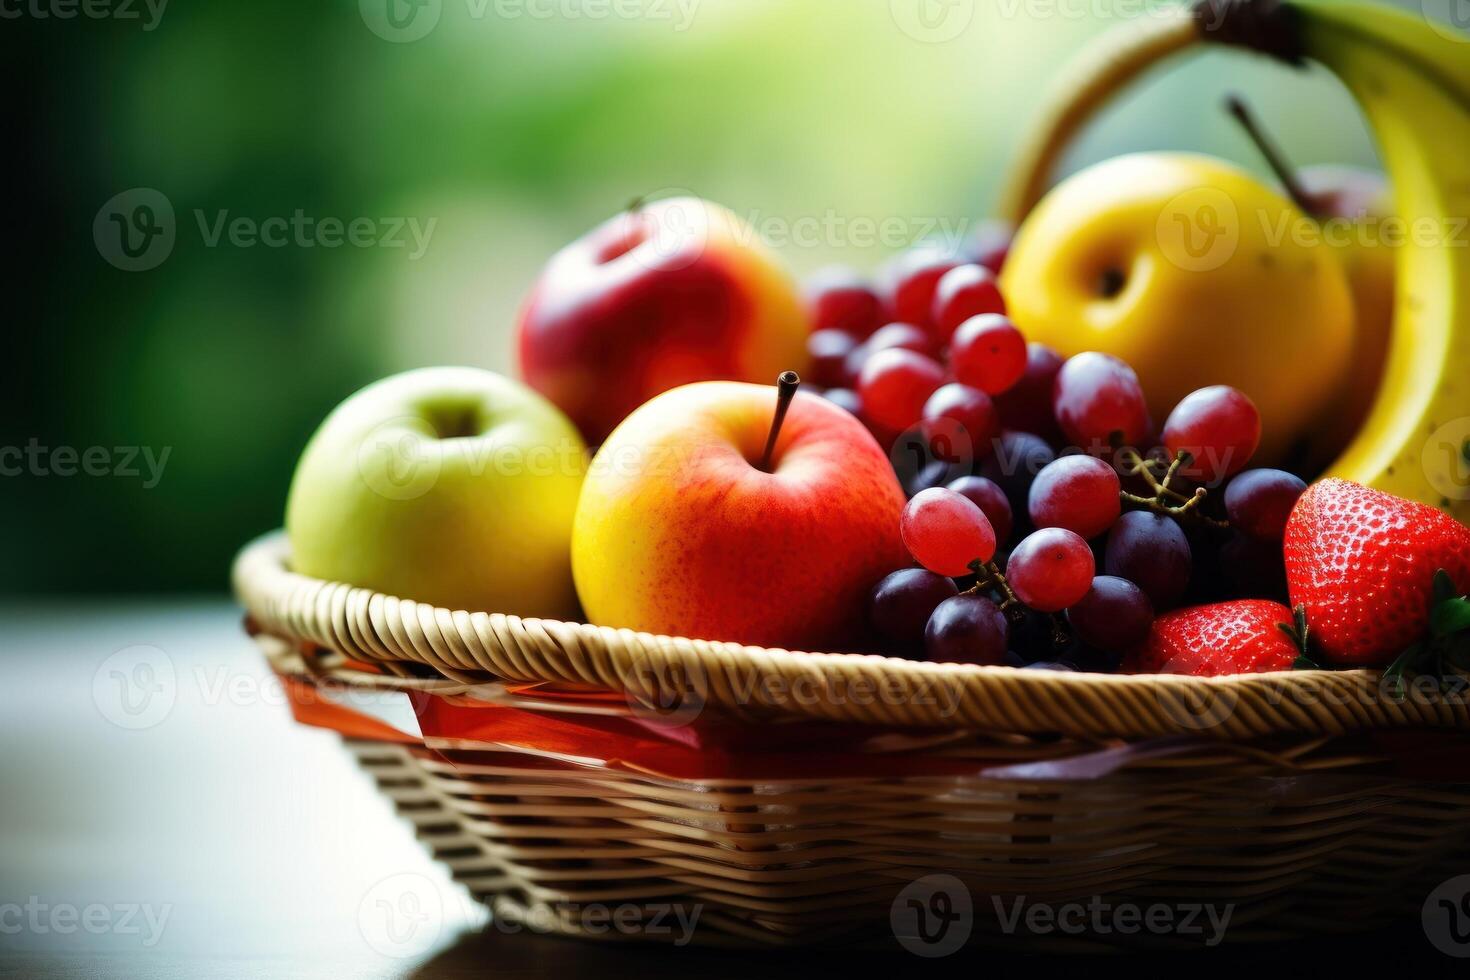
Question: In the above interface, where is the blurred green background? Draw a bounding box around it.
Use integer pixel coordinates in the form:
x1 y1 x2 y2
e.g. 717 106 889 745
6 0 1440 594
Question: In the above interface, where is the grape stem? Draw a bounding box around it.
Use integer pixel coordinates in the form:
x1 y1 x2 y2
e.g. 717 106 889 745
968 559 1028 622
1117 448 1230 529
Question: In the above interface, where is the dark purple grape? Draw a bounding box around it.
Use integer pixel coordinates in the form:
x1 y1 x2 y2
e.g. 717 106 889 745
924 594 1008 665
869 569 959 654
978 430 1056 521
1067 575 1154 654
821 387 863 418
946 475 1014 546
993 342 1065 445
1224 468 1307 540
1105 511 1192 609
1220 532 1290 603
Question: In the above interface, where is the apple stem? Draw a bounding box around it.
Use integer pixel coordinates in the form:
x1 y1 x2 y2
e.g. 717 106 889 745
1224 93 1320 217
758 371 801 472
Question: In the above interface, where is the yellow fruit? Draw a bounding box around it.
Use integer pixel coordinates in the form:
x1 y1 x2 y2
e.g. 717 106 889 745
1001 152 1354 464
998 0 1470 522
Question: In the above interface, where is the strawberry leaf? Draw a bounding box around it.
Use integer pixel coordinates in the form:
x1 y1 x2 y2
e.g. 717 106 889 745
1382 642 1424 702
1292 653 1321 671
1432 596 1470 638
1433 569 1458 607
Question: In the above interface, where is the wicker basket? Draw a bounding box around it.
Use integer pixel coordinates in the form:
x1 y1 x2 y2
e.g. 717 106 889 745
234 534 1470 951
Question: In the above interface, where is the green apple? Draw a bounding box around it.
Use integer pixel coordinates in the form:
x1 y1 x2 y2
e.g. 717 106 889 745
285 367 587 618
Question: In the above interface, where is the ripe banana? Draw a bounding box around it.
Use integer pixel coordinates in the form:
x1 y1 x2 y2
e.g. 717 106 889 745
998 0 1470 523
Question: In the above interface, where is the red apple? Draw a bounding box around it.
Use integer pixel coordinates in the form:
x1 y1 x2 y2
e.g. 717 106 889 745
572 381 907 651
516 197 808 445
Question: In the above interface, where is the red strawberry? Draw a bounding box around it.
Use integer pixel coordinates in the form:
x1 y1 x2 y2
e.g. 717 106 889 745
1283 479 1470 666
1126 600 1299 676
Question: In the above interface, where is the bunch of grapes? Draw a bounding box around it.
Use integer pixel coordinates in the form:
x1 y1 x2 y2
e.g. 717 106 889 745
803 232 1308 671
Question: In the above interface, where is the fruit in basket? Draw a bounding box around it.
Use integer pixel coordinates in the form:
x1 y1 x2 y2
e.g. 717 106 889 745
995 0 1470 524
1052 351 1152 450
901 487 996 577
869 568 959 656
1028 455 1121 540
950 314 1027 395
1283 479 1470 666
1000 152 1353 464
516 197 807 445
285 367 586 618
1006 527 1095 613
572 378 906 651
931 264 1006 343
925 593 1009 665
1068 575 1154 655
879 244 964 333
1161 385 1261 483
1106 510 1191 610
1224 468 1306 541
1126 599 1300 676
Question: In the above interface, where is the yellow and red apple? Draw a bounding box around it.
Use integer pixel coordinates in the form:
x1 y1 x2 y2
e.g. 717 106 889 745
516 197 809 446
572 381 907 651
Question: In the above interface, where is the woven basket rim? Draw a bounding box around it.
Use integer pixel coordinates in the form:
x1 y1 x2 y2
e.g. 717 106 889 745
232 532 1470 739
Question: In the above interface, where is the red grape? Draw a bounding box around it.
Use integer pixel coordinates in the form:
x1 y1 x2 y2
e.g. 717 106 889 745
1052 352 1152 450
844 322 932 381
950 314 1027 395
1162 385 1262 483
1224 468 1306 540
805 266 883 338
806 329 857 388
994 342 1065 444
858 348 945 431
1006 528 1095 612
1067 575 1154 653
880 246 963 329
1028 455 1122 540
921 383 998 463
869 568 959 655
925 594 1008 665
1104 511 1191 609
901 487 997 576
931 264 1006 343
946 475 1013 546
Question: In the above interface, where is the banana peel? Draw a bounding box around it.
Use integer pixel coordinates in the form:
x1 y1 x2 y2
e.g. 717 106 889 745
998 0 1470 524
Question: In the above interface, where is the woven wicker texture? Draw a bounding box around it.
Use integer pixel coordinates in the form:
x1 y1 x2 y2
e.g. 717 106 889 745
235 534 1470 739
